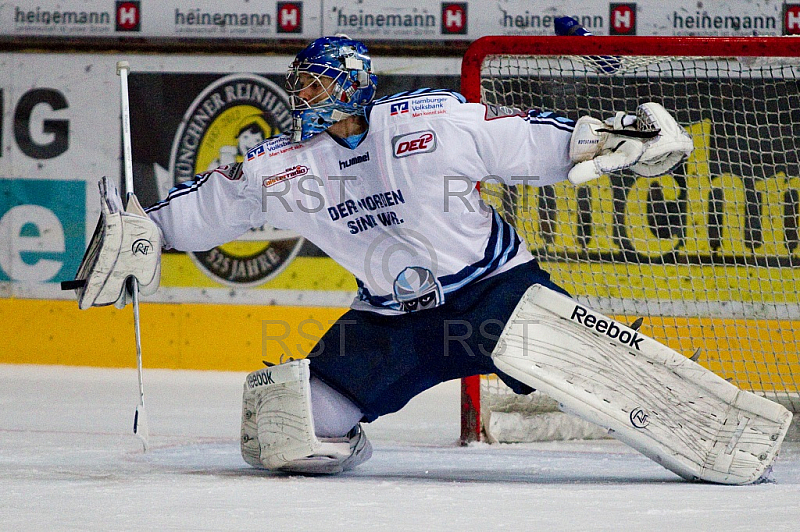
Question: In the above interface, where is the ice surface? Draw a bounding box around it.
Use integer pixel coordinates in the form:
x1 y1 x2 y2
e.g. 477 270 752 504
1 364 798 531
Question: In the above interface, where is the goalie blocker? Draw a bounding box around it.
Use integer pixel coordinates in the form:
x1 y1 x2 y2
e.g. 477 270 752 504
62 177 161 309
492 285 792 485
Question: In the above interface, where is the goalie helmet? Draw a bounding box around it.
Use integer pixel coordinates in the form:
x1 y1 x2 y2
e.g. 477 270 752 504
286 34 378 143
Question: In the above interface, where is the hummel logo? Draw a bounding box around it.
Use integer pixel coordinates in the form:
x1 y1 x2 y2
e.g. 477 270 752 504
339 152 370 170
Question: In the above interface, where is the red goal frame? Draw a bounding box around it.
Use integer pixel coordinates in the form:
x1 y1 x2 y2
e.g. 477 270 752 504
458 35 800 444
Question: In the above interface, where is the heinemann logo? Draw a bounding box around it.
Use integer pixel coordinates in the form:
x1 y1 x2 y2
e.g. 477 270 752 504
14 6 110 25
174 8 271 27
334 8 435 28
570 305 644 350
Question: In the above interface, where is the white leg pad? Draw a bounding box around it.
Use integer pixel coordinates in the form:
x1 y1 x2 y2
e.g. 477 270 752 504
492 285 793 485
240 359 371 474
240 382 263 469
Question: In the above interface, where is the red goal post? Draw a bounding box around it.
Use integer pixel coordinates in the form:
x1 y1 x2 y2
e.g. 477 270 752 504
460 36 800 444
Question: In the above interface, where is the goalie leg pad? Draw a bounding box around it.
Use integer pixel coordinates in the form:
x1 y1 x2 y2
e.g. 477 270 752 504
491 285 792 485
241 359 372 474
240 384 262 469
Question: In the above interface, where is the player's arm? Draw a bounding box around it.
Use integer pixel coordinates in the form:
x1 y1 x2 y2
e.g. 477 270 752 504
456 100 691 186
146 163 264 252
455 102 575 187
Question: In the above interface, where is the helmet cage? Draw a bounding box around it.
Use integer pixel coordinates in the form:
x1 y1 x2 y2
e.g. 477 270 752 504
286 36 376 142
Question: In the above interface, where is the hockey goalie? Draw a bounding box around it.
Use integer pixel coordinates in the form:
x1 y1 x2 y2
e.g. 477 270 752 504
68 34 791 484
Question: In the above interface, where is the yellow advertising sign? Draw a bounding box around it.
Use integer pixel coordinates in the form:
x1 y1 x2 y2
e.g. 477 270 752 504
485 119 800 308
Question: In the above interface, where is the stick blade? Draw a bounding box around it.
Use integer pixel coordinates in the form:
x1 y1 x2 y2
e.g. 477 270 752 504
133 403 149 452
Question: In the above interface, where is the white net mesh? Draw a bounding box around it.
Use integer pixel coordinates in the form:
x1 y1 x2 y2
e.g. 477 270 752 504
476 51 800 441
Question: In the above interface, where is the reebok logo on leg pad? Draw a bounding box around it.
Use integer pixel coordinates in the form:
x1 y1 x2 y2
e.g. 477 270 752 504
570 305 643 350
245 361 306 391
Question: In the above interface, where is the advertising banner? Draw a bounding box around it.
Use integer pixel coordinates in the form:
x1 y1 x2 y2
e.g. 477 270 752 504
321 0 469 39
0 0 322 40
469 1 789 37
0 53 118 293
1 1 798 40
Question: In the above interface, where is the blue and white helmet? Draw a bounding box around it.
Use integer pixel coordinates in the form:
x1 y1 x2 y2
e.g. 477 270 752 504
286 34 377 143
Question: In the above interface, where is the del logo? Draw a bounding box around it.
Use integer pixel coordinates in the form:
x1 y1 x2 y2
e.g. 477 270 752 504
277 2 302 33
263 165 309 187
784 4 800 35
167 73 303 287
610 3 636 35
115 1 141 32
390 101 409 116
441 3 467 35
392 130 437 158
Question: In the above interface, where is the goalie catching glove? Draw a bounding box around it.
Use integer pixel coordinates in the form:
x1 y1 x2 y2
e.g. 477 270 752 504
568 102 693 184
62 177 161 309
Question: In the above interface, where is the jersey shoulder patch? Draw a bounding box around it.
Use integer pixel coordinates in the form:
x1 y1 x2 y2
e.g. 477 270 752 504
483 103 526 120
245 133 301 162
368 89 467 123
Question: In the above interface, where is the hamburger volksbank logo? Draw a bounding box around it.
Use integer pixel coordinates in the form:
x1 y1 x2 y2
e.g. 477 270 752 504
169 73 304 287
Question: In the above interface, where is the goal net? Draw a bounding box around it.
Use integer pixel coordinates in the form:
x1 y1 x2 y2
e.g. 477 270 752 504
460 36 800 444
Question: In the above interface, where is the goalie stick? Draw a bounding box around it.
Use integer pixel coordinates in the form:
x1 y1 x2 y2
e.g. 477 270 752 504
117 60 149 452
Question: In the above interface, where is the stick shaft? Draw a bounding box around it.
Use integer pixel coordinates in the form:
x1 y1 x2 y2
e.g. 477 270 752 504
117 61 148 450
132 287 144 399
118 64 135 196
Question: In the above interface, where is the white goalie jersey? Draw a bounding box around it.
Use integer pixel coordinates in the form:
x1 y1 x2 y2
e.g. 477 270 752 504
147 90 574 313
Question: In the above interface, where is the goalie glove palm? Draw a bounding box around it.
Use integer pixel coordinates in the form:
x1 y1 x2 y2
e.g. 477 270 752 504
71 177 161 310
631 102 694 177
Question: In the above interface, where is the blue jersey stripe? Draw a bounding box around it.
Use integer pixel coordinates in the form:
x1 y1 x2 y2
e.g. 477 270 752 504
145 171 213 214
439 210 520 293
525 110 575 133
